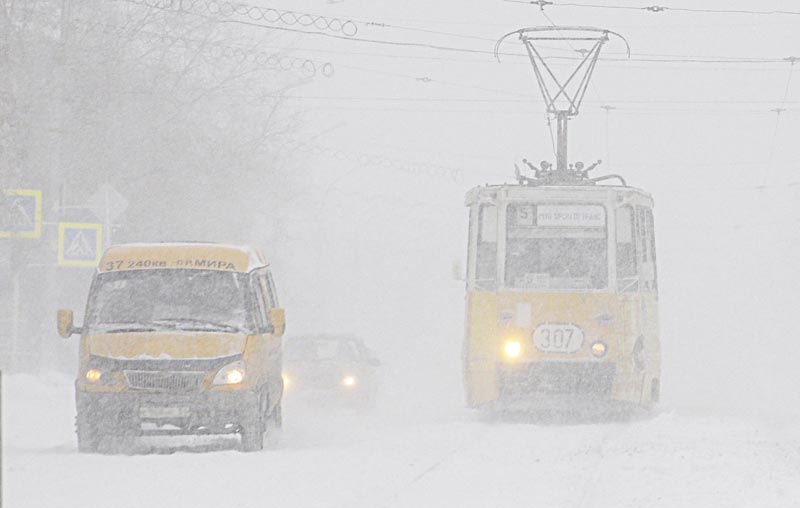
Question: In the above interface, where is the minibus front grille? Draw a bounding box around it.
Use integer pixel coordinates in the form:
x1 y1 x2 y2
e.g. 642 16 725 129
124 370 206 392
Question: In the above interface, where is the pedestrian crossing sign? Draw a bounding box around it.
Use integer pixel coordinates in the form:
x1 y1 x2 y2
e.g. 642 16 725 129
58 222 103 267
0 189 42 238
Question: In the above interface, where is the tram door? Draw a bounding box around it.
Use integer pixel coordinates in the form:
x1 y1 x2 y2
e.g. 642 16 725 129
464 202 500 407
615 205 660 403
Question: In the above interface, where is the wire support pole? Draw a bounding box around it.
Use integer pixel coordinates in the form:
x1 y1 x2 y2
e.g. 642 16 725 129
556 111 569 171
1 370 3 508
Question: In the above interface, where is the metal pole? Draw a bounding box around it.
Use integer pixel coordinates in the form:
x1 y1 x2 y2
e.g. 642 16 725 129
556 111 568 171
602 105 615 168
10 272 19 369
1 370 4 508
105 187 112 249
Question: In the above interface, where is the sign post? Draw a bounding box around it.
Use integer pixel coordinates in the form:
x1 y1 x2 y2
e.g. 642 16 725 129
1 370 3 508
86 184 127 249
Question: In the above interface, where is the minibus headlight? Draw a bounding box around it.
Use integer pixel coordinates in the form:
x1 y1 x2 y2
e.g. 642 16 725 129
591 341 608 358
213 360 246 385
85 369 103 383
503 340 522 359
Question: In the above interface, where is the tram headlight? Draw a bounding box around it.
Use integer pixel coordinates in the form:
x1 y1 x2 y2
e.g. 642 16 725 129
503 340 522 359
591 341 608 358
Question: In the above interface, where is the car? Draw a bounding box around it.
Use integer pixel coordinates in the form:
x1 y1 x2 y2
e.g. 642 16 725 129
283 335 380 407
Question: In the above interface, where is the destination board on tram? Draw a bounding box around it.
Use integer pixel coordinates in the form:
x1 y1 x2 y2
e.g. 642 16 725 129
536 205 605 227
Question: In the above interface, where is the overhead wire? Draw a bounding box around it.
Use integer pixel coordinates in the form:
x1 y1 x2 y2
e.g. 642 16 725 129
505 1 800 16
114 0 798 67
764 58 797 184
113 0 360 35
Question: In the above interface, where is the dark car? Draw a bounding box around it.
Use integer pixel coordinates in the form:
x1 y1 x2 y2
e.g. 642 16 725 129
283 335 380 407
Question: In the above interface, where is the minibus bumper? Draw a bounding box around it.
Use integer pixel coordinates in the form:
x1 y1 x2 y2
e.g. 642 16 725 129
76 388 259 435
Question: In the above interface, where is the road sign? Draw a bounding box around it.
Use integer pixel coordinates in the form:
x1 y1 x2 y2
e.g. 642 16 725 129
0 189 42 238
87 184 128 223
58 223 102 267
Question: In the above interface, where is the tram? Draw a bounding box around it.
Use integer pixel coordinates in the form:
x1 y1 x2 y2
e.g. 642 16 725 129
462 166 660 412
461 26 659 413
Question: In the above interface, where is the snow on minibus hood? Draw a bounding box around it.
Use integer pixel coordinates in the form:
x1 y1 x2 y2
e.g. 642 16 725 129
85 332 247 359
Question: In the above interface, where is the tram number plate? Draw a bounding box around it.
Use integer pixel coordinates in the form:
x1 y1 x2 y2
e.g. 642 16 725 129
532 324 584 353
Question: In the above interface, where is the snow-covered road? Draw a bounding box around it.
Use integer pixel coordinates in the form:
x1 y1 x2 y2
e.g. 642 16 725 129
4 374 799 508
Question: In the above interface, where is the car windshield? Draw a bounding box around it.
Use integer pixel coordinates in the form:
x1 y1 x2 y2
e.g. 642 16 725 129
287 338 360 362
505 204 608 290
84 269 252 333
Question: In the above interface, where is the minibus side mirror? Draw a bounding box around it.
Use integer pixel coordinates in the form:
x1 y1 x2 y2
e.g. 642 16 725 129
268 308 286 337
57 309 82 338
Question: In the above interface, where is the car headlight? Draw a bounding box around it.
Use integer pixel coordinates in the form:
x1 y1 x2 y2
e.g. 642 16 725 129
503 340 522 359
341 375 356 387
213 360 246 385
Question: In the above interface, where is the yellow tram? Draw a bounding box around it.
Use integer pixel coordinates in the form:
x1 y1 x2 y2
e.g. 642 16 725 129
462 170 660 412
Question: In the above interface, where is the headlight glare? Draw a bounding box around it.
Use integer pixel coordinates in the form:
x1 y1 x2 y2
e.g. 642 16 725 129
213 360 246 385
85 368 103 383
591 341 608 358
503 340 522 359
341 375 356 387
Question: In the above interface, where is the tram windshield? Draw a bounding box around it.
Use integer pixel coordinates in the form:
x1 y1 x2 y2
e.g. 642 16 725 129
505 204 608 290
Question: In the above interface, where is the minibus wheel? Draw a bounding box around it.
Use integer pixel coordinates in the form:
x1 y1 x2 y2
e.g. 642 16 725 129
76 419 100 453
270 401 282 429
240 390 267 452
240 422 264 452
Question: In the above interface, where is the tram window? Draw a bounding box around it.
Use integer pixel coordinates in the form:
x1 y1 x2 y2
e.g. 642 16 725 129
645 209 657 265
505 204 608 290
616 206 638 292
640 207 658 292
637 207 649 263
475 204 497 288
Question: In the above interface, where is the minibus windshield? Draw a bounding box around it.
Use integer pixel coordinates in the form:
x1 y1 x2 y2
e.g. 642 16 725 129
85 269 251 333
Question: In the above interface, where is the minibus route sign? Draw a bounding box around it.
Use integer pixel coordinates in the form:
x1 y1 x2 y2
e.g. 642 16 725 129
100 258 239 272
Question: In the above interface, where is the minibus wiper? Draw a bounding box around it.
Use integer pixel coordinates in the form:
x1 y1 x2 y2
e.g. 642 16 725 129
150 318 244 333
92 324 159 333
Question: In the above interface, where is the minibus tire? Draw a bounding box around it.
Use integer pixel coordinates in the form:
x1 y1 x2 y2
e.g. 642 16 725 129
76 420 100 453
240 419 264 452
241 393 265 452
271 402 282 429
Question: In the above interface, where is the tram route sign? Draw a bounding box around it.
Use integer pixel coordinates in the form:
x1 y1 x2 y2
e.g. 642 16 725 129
58 222 103 267
537 205 606 228
0 189 42 238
